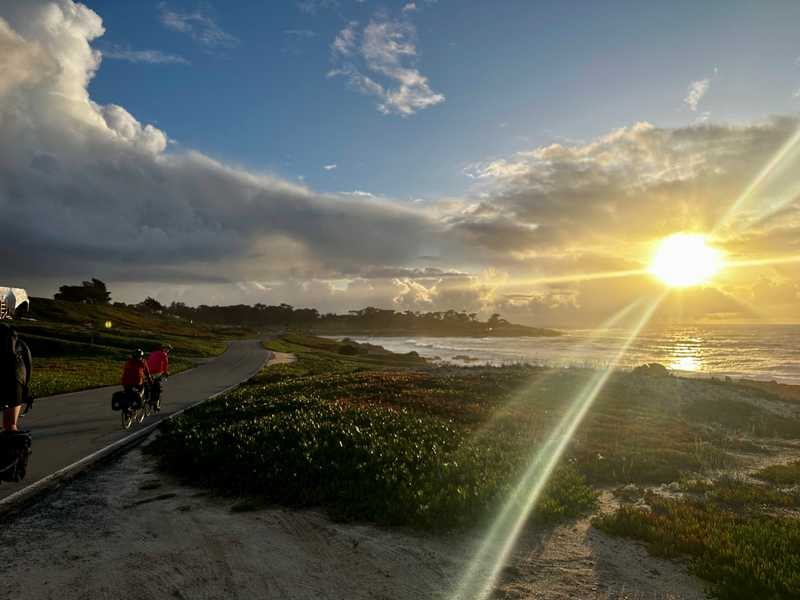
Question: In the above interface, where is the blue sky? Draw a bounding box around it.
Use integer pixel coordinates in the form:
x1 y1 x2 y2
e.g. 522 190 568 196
4 0 800 323
85 0 800 200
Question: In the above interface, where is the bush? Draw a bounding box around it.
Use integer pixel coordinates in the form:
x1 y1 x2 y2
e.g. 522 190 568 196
755 460 800 485
148 385 596 529
595 493 800 599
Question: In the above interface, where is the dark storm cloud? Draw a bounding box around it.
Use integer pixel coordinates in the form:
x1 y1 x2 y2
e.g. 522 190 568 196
0 1 443 286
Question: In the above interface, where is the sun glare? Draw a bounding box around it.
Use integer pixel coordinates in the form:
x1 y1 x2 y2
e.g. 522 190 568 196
649 234 723 287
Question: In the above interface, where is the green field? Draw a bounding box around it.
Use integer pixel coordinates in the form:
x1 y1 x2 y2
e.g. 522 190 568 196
14 298 236 397
145 334 800 597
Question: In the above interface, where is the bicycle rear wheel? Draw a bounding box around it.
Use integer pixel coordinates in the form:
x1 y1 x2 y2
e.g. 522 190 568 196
136 404 147 424
122 408 134 430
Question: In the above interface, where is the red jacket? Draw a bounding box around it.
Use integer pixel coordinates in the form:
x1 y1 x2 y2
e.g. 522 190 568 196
147 349 169 376
121 358 151 386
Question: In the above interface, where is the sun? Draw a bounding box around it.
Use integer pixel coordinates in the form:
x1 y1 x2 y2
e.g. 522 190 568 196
649 233 724 287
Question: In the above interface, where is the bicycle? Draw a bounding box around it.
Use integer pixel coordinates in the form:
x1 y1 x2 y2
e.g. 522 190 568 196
119 385 150 430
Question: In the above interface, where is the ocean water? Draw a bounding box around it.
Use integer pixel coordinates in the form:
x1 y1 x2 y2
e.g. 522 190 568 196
343 325 800 384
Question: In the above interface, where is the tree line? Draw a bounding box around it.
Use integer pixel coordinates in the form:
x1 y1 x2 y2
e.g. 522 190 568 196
53 279 559 337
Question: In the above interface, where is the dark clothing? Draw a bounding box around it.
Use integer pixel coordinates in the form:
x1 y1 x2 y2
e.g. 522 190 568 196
2 339 29 408
4 382 24 408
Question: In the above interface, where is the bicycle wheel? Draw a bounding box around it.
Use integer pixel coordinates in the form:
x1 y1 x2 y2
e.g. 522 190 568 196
142 397 151 419
122 407 134 430
136 404 146 424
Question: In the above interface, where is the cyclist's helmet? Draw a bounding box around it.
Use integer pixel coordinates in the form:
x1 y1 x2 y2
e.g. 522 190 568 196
162 343 173 351
132 348 144 360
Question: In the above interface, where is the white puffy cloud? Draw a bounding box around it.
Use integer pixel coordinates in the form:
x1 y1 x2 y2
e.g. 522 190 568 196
329 15 444 116
0 1 445 292
684 78 710 111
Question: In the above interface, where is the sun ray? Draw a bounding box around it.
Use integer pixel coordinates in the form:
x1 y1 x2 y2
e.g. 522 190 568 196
463 300 644 447
724 254 800 269
450 293 666 600
714 125 800 234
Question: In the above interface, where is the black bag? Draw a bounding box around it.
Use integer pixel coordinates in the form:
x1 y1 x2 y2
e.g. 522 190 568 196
111 390 128 411
0 431 32 483
129 391 142 410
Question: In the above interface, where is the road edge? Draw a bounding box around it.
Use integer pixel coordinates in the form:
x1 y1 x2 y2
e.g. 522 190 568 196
0 347 273 520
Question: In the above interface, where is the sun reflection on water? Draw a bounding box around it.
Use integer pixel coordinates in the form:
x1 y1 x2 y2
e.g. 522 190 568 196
667 335 704 372
669 355 700 372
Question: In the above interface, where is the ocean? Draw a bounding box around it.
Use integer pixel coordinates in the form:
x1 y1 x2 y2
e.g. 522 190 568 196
342 324 800 385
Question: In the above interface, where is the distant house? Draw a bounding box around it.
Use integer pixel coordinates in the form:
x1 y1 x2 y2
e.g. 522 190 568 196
0 287 29 319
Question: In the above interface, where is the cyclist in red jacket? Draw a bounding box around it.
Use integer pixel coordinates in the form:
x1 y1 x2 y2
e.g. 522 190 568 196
121 349 152 400
146 344 171 412
147 344 171 378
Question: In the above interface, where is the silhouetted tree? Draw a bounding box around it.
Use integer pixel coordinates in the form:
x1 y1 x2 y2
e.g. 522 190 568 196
55 278 111 304
139 297 164 312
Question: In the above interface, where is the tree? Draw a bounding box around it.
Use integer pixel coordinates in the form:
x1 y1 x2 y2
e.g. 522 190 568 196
139 297 164 312
55 278 111 304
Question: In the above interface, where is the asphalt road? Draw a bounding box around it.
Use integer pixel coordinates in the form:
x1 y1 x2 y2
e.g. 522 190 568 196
0 339 270 501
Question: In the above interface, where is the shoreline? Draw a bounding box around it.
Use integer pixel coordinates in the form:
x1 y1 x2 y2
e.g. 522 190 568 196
328 333 800 387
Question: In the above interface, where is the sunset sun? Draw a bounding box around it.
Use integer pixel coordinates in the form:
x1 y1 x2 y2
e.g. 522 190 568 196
649 233 724 287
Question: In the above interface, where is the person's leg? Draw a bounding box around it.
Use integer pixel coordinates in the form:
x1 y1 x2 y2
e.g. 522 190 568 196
3 384 24 431
3 405 21 432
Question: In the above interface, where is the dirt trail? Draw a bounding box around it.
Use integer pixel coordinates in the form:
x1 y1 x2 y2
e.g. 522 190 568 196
0 443 706 600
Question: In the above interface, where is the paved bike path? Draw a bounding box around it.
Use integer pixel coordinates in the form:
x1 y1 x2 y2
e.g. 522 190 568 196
0 339 270 501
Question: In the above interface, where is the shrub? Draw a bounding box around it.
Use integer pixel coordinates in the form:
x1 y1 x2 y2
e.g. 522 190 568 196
755 460 800 485
595 494 800 599
148 386 596 529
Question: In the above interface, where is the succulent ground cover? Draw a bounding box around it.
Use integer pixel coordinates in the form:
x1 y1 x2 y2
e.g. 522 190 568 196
149 334 800 596
595 489 800 599
755 459 800 485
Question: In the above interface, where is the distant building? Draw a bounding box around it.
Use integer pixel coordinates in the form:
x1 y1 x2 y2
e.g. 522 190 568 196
0 287 29 319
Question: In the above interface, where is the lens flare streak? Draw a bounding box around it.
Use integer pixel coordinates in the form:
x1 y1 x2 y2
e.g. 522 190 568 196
464 301 644 445
450 294 665 600
715 125 800 233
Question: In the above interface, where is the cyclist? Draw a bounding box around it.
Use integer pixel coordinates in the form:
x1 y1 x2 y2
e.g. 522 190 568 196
121 349 152 404
147 344 171 379
146 344 171 412
1 323 32 432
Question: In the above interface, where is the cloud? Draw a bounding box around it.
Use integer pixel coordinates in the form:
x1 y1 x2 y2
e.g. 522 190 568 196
101 45 189 65
324 164 337 170
158 2 239 48
0 1 444 291
329 15 445 116
449 116 800 322
684 78 710 111
462 119 800 244
331 21 357 56
402 3 417 13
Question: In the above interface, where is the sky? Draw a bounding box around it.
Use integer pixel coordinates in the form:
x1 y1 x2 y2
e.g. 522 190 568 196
2 0 800 326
